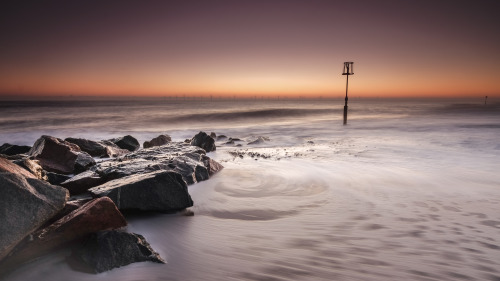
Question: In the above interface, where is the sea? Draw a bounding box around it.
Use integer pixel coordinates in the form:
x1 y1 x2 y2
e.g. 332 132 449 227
1 97 500 281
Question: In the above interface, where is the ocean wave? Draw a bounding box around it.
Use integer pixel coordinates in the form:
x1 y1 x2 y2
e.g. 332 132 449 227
158 108 335 123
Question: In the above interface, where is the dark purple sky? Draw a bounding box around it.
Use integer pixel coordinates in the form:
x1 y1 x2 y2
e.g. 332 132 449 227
1 0 499 97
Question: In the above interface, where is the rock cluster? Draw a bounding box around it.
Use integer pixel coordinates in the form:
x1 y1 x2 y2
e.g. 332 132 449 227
0 132 222 274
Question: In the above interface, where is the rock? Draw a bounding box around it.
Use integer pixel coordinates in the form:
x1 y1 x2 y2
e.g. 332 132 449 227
28 135 94 174
76 230 164 273
143 134 171 149
109 135 140 152
94 142 221 186
13 158 48 181
0 157 37 179
46 172 72 185
216 135 227 140
101 141 130 158
0 143 31 156
248 136 269 145
0 172 68 262
210 132 216 139
65 138 107 157
60 171 105 195
44 198 93 226
202 155 224 176
74 152 96 174
190 131 216 152
1 197 126 267
89 170 193 212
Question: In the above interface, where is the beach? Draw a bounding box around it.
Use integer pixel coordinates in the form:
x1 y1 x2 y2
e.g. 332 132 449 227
1 98 500 280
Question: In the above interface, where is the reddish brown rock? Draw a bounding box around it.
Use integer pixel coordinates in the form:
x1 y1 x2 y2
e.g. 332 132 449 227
1 197 126 268
0 157 36 179
203 155 224 176
143 134 171 149
28 135 95 174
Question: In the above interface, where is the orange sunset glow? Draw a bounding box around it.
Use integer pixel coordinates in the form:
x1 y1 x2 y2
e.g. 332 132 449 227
0 0 499 98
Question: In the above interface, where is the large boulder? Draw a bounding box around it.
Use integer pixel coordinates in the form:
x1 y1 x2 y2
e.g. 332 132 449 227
143 135 171 149
1 197 126 268
89 171 193 212
0 143 31 156
190 131 216 152
109 135 140 152
65 138 107 157
0 157 37 179
76 230 164 273
28 135 95 174
0 172 68 262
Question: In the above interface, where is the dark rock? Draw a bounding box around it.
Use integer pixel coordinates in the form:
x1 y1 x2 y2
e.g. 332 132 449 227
28 135 87 174
109 135 140 152
74 152 96 174
224 140 235 145
76 230 164 273
46 172 72 185
228 137 242 142
248 136 269 145
13 158 47 181
190 131 216 152
0 143 31 156
89 171 193 212
143 134 171 149
60 171 105 195
0 172 68 262
216 135 227 140
65 138 107 157
210 132 216 139
0 157 37 179
2 197 126 267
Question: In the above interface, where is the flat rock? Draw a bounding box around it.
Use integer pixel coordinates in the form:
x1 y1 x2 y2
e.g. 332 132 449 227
60 170 106 195
1 197 126 268
0 144 31 156
95 142 220 185
89 170 193 212
0 172 68 262
46 172 72 185
76 230 164 273
109 135 140 152
143 134 171 148
190 131 216 152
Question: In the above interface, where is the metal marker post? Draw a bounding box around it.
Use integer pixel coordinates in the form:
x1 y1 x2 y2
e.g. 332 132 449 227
342 62 354 125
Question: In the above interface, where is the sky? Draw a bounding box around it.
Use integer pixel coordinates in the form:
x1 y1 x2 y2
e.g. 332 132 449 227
0 0 499 98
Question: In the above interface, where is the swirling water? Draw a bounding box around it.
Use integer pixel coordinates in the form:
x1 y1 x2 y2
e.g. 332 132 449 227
1 98 500 281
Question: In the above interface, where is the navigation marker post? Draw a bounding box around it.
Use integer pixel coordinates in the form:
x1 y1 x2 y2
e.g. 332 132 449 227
342 62 354 125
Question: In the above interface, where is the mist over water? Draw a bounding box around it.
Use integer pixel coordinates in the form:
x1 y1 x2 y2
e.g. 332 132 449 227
2 98 500 281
